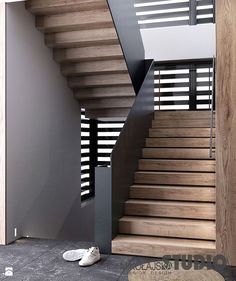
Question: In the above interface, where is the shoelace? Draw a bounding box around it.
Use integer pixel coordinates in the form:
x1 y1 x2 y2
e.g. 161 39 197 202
83 247 97 258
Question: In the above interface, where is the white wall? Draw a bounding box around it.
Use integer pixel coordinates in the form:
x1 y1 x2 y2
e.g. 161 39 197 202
141 23 216 61
6 2 94 243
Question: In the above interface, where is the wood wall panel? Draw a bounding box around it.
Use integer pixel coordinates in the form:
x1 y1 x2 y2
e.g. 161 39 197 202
0 3 6 245
216 0 236 266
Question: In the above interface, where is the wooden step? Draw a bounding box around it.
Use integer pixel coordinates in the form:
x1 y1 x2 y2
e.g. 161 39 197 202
135 171 215 186
45 28 118 48
79 97 134 109
36 9 113 33
62 60 127 76
119 216 216 240
74 86 134 100
86 108 130 119
125 199 216 220
154 110 214 120
54 45 123 63
112 235 216 257
68 74 131 88
149 128 215 138
26 0 108 15
146 137 215 148
152 119 215 128
130 185 216 202
142 148 213 159
139 159 215 172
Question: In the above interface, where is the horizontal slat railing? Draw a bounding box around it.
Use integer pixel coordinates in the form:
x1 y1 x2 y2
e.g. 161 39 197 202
134 0 215 29
155 59 213 111
97 121 124 167
111 60 155 237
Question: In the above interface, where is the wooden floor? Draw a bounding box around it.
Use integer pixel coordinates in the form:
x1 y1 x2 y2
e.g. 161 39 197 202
112 110 216 258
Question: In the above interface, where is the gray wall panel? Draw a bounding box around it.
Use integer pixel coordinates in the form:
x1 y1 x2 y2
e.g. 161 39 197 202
6 2 94 243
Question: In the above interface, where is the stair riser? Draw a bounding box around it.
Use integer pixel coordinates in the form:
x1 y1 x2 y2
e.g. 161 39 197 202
45 29 118 48
149 128 215 138
74 87 134 100
135 172 215 186
142 149 214 159
61 60 127 76
139 159 215 172
125 202 216 220
130 187 216 202
86 108 130 119
80 98 134 109
119 220 216 240
54 45 123 63
36 10 113 33
146 138 215 148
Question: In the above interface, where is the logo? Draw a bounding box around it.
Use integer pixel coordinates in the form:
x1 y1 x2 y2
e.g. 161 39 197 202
4 267 13 277
128 256 227 281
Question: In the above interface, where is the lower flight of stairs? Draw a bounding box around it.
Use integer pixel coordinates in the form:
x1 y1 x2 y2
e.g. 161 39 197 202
112 110 216 258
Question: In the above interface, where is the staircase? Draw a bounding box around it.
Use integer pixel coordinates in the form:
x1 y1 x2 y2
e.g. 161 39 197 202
112 110 216 257
26 0 135 118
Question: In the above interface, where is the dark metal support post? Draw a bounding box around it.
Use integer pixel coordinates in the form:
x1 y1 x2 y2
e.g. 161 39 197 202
213 0 216 23
89 119 98 197
95 167 112 254
189 0 197 25
189 65 197 110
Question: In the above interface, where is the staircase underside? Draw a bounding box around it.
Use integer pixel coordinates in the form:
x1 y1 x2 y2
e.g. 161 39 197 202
26 0 135 119
112 110 216 258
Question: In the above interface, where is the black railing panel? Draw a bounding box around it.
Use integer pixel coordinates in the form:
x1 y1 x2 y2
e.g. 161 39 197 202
111 59 155 237
107 0 145 94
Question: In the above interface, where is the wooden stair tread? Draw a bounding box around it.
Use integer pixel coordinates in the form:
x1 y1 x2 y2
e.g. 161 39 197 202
26 0 108 15
36 9 113 33
152 119 215 128
145 137 215 148
130 185 216 202
54 45 123 63
68 73 132 88
45 28 119 48
142 148 214 159
139 159 215 172
119 216 216 240
149 128 215 138
112 235 216 257
62 60 128 76
135 171 215 186
125 199 216 220
154 110 215 120
126 199 215 207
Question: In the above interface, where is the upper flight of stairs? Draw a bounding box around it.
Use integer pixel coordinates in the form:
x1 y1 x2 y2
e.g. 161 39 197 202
26 0 135 118
112 110 216 258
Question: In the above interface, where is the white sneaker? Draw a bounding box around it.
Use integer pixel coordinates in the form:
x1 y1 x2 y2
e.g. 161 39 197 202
63 249 87 262
79 247 101 267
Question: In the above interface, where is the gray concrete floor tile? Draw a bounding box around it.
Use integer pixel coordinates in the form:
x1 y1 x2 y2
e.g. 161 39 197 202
0 238 235 281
